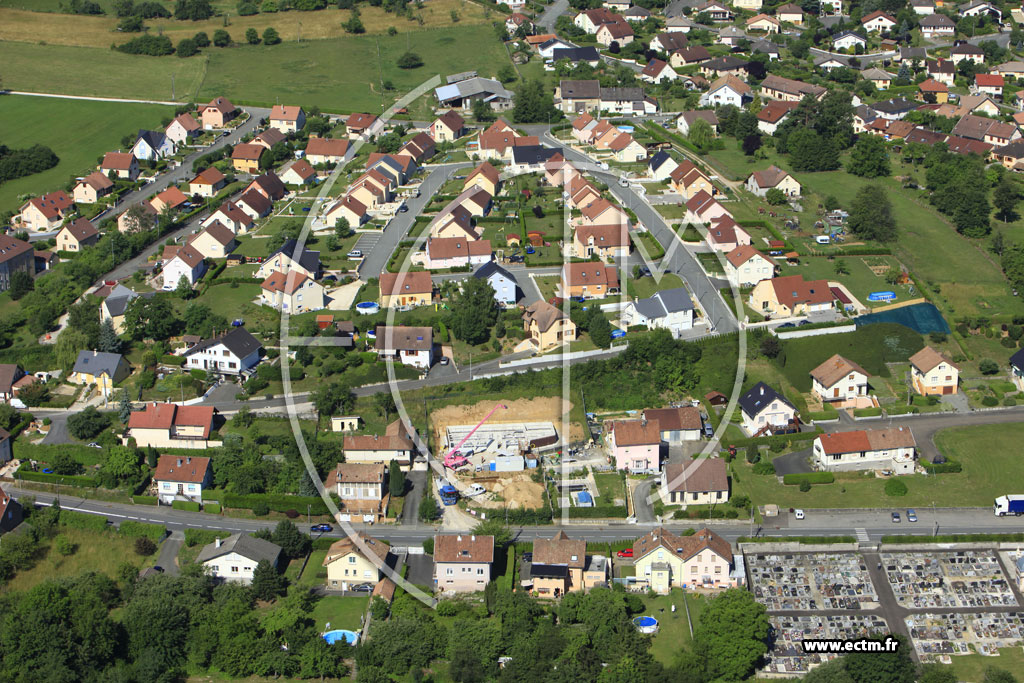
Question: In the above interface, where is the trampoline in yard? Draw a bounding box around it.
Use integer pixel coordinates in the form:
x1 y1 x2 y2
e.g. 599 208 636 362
633 616 659 634
855 302 950 336
323 629 360 646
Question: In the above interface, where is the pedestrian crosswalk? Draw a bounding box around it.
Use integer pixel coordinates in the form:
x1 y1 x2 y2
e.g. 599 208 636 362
855 528 870 543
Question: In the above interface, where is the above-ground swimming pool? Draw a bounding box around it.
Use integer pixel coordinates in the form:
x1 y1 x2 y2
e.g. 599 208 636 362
323 629 360 645
355 302 380 315
633 616 659 634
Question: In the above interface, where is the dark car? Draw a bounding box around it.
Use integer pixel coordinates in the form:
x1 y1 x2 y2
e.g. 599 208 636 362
508 255 524 263
398 205 408 213
522 552 533 562
310 524 333 533
350 583 374 592
797 320 811 326
778 322 796 328
152 566 164 573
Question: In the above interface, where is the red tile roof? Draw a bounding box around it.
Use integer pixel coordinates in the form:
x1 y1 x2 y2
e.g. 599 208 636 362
102 152 135 171
154 454 211 483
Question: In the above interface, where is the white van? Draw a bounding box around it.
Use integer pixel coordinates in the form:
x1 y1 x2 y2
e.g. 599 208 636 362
815 235 830 244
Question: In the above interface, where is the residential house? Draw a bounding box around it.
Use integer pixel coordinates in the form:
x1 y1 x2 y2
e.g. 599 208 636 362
260 270 326 313
739 381 798 436
649 150 679 181
959 0 1000 20
641 59 679 84
231 143 265 173
252 128 286 151
918 78 950 103
465 161 501 196
833 31 866 51
699 56 748 79
579 198 629 228
537 36 576 59
911 0 935 13
863 68 895 90
473 120 531 160
957 94 1001 116
245 172 287 201
0 366 26 403
633 527 737 593
150 186 188 214
428 205 478 240
269 105 305 134
705 214 751 251
573 224 629 260
374 326 434 370
693 0 732 20
699 74 752 107
183 327 263 376
368 153 415 186
909 345 960 395
951 114 1021 146
101 284 151 334
746 13 780 32
165 113 200 147
900 46 929 63
131 130 173 161
596 20 635 47
872 97 918 120
607 418 661 473
434 77 514 112
561 262 619 299
430 111 467 143
815 55 851 71
557 79 602 113
760 75 827 102
776 2 804 23
69 350 129 398
202 201 254 234
325 194 368 228
950 43 985 64
72 171 114 204
434 534 494 593
751 39 781 60
574 7 621 32
56 218 99 252
343 420 416 468
670 46 711 68
685 191 730 226
920 13 955 37
101 152 140 181
474 261 518 306
117 202 157 234
623 6 650 21
994 61 1024 78
505 12 533 34
305 137 349 166
126 403 216 449
235 190 273 221
255 239 320 279
661 458 729 506
861 10 896 31
279 159 317 186
325 463 388 522
810 354 870 403
749 274 833 318
976 73 1004 98
725 245 776 287
608 133 647 162
154 455 212 504
424 237 493 270
528 531 607 596
323 533 391 589
813 427 917 474
198 97 237 129
670 161 716 199
756 100 798 134
927 58 956 86
643 406 703 443
993 140 1024 170
651 31 689 53
621 287 695 338
0 488 23 534
746 165 801 197
1010 348 1024 390
522 300 576 351
345 112 378 138
676 110 719 136
197 534 282 585
599 87 657 115
189 167 227 197
163 244 206 288
379 271 433 308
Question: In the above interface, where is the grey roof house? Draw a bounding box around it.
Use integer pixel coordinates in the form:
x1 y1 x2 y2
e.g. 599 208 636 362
69 350 130 397
196 533 283 584
184 327 263 376
474 261 519 306
621 287 695 338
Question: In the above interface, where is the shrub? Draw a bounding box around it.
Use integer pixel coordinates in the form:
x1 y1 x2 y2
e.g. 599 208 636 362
436 600 459 616
205 502 222 513
176 38 199 57
422 538 434 555
132 495 158 505
782 472 834 486
922 459 962 474
979 359 1000 375
253 501 270 516
752 461 775 475
397 52 423 69
799 481 811 492
55 534 77 556
172 500 201 512
221 493 330 515
134 536 157 556
745 446 759 464
884 479 908 496
981 395 999 406
184 528 230 547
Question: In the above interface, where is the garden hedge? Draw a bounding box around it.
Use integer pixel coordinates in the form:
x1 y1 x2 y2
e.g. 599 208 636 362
118 520 167 541
132 495 159 505
15 468 99 488
221 492 331 515
204 502 222 514
782 472 835 486
567 505 629 518
172 500 201 512
59 510 109 532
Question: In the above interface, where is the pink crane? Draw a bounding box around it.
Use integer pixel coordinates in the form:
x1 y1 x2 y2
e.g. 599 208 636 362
442 403 508 470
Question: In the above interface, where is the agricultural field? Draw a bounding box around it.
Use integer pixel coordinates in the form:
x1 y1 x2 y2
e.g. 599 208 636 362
0 95 173 214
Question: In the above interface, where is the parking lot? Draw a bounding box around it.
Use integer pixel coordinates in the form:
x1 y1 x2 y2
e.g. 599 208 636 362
352 231 383 257
765 614 890 675
747 552 879 611
880 551 1017 609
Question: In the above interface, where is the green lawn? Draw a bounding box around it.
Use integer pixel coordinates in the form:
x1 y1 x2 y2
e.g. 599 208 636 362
627 273 685 300
654 204 686 220
310 594 369 632
641 590 706 666
0 94 173 214
534 275 561 301
792 254 911 309
593 472 625 504
948 647 1024 683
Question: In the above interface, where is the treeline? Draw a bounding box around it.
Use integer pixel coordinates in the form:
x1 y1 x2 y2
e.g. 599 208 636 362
0 145 59 186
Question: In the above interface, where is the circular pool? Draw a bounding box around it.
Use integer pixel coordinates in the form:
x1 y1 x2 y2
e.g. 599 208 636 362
355 301 380 315
633 616 659 634
323 629 360 645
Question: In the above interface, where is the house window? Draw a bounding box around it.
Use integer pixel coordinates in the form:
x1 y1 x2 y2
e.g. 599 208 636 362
446 568 453 575
715 566 722 574
690 565 697 574
348 556 356 564
231 566 239 573
477 568 484 575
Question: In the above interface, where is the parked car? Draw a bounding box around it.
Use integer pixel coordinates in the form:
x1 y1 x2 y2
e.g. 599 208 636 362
87 442 102 449
350 583 373 592
439 356 450 365
891 512 901 523
616 548 634 558
398 204 408 213
794 509 805 520
778 322 796 328
346 250 362 259
310 524 333 533
907 509 917 523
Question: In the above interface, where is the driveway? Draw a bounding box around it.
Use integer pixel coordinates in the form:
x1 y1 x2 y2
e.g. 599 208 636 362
631 476 657 523
772 448 813 476
154 529 184 576
40 413 70 445
405 553 435 588
401 470 426 526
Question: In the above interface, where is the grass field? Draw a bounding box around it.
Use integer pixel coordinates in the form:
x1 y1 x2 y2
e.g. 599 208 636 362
792 255 911 309
0 0 491 47
593 472 625 504
0 94 172 214
641 589 706 666
628 272 684 300
310 594 368 632
3 527 153 594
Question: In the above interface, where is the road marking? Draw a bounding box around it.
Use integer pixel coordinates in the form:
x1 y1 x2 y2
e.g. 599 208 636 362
855 528 870 542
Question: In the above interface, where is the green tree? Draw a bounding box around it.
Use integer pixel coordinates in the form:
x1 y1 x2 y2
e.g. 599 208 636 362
953 186 992 237
983 667 1019 683
213 28 231 46
299 635 349 678
450 277 497 345
333 216 351 238
8 271 33 300
787 128 839 171
845 635 915 683
589 313 612 349
846 135 890 178
693 589 770 682
688 117 713 153
193 31 210 46
396 51 423 68
994 175 1020 222
123 296 180 340
176 37 199 57
251 559 287 600
375 392 395 421
17 382 49 407
472 97 496 122
67 406 110 440
343 10 364 33
471 518 512 548
262 26 281 44
833 259 850 275
418 492 440 522
174 0 214 20
246 27 260 44
848 185 897 242
389 460 406 497
511 79 561 124
271 520 311 559
98 317 123 354
497 65 517 83
55 534 77 556
918 664 957 683
102 445 141 482
312 381 355 416
765 188 787 205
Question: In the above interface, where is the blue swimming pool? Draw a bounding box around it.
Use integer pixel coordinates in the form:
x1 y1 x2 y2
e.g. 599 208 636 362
323 629 360 645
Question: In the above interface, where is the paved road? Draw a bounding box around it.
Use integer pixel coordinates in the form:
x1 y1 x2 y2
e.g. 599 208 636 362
15 487 1024 543
537 0 570 32
356 162 472 280
155 530 184 575
536 132 739 334
401 470 426 525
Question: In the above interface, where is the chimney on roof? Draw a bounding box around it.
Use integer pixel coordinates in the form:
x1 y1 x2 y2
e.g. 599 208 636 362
215 537 221 548
457 535 462 542
177 458 182 467
471 535 476 541
759 386 764 396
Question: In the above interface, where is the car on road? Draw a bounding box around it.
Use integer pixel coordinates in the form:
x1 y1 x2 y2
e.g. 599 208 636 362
891 512 901 523
616 548 634 558
310 524 333 533
907 509 918 523
398 205 408 213
439 356 450 365
794 509 805 520
346 250 362 259
618 178 629 187
350 583 373 592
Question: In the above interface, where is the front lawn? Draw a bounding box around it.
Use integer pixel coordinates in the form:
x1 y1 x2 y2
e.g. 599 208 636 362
310 595 369 632
790 254 911 309
627 273 685 300
593 472 625 505
641 590 706 666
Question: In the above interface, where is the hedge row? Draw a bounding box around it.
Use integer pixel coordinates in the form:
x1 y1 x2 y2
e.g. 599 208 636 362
676 506 742 519
132 495 159 505
567 505 629 518
220 493 331 515
738 535 857 544
727 430 821 450
205 503 222 514
118 520 167 541
885 405 920 416
59 510 109 532
160 355 187 367
172 500 201 512
881 533 1024 544
782 472 835 485
184 528 231 547
256 364 304 381
922 459 962 474
15 468 99 488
